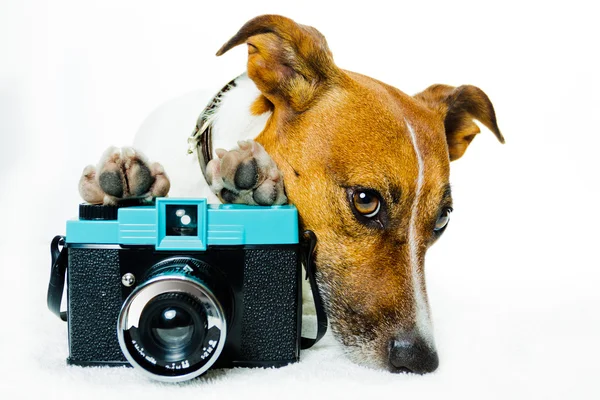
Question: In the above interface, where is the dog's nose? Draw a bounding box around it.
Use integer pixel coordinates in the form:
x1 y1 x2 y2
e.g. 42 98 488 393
388 336 439 374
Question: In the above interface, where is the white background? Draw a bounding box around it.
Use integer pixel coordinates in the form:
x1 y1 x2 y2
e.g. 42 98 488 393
1 0 599 399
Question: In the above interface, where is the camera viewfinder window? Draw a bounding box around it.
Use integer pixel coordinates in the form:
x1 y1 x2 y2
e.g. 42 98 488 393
166 205 198 236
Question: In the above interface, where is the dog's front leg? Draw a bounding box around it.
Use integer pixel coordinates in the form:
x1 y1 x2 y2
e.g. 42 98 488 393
205 139 287 205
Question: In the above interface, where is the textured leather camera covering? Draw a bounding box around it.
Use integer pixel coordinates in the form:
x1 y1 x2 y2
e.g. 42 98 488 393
65 246 301 367
67 248 127 363
240 248 300 361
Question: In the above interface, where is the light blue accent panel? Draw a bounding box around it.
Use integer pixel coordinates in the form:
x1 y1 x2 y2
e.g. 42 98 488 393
207 204 298 245
66 219 119 244
207 224 245 245
66 198 299 247
118 207 157 245
156 198 208 251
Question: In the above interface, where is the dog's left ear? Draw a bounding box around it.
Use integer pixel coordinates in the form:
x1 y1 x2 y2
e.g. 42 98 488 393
415 84 504 161
216 15 341 114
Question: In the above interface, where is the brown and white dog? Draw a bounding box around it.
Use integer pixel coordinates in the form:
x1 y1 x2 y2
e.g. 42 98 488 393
79 15 503 374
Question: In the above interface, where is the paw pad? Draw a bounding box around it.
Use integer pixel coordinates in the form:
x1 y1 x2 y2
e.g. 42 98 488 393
206 140 287 205
79 147 170 205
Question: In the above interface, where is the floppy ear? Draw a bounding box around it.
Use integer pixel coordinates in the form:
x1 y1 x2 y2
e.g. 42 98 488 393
216 15 341 113
415 84 504 161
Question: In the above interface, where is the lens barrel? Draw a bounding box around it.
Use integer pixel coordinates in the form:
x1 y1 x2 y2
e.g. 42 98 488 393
138 292 206 363
117 258 227 382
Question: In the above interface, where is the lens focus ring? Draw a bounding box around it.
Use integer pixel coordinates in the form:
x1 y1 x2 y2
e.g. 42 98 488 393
117 266 227 382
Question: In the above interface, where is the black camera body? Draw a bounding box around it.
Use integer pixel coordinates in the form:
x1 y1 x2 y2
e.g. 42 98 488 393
52 198 306 382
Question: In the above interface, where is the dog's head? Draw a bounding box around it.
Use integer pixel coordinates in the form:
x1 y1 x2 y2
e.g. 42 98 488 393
217 15 503 373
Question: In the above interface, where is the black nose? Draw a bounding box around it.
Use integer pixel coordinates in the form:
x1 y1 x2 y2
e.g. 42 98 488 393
388 336 439 374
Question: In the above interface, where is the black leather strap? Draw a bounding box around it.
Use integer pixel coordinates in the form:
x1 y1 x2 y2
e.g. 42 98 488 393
300 230 328 349
48 235 68 321
196 122 213 184
192 76 238 185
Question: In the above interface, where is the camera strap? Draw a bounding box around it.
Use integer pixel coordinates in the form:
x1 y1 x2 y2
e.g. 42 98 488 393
48 235 68 321
300 230 328 349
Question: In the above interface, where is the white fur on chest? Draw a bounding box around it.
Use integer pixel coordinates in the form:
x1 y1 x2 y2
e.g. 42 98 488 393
209 73 272 157
133 73 269 200
132 75 316 320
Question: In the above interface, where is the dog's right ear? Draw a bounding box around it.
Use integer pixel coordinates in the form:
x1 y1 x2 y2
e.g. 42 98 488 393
415 84 504 161
216 15 341 113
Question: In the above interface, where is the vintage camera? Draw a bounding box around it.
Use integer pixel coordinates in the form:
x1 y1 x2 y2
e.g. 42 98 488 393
48 198 311 382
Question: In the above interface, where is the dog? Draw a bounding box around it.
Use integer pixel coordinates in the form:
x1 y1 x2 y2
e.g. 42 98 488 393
79 14 504 374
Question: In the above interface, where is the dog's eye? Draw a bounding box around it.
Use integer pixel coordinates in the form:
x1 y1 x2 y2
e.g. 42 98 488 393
352 190 381 218
434 208 452 232
346 188 387 229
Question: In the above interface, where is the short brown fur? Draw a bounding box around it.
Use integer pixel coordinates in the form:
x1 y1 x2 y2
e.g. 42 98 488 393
218 15 503 370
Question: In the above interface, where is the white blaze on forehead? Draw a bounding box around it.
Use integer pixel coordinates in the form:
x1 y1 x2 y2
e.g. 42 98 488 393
405 119 435 347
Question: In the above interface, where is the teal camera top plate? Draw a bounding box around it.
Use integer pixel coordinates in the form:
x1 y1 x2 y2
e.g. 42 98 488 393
66 198 299 249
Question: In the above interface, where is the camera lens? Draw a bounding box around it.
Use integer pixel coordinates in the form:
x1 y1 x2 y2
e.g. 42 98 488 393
117 258 228 382
138 293 207 363
152 307 195 348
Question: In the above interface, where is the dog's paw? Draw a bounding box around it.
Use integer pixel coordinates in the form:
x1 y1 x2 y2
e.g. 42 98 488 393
78 147 170 205
205 140 287 205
